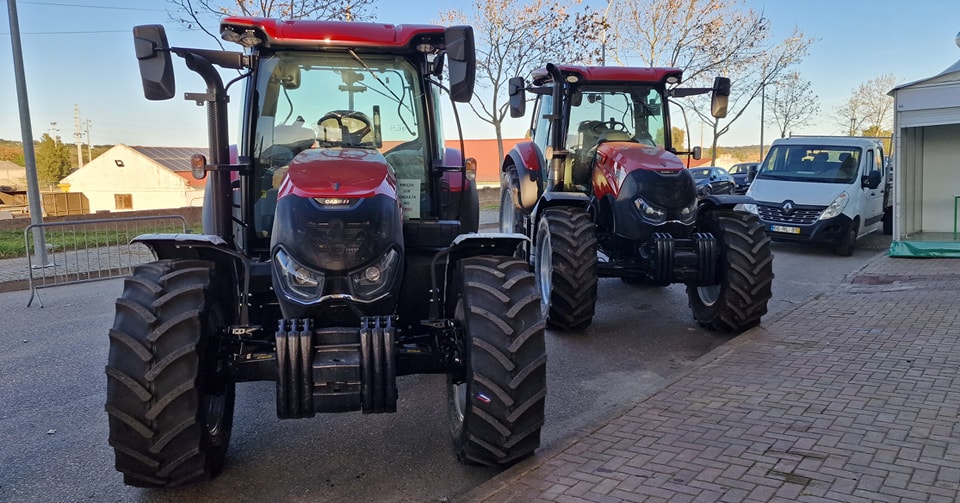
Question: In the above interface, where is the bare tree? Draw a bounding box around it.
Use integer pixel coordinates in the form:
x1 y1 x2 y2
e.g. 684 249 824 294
439 0 607 161
768 71 820 138
607 0 812 162
836 73 896 136
166 0 377 45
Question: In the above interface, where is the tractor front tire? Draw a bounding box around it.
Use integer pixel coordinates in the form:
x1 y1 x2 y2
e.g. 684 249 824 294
449 256 546 466
105 259 235 488
535 207 598 331
687 210 773 333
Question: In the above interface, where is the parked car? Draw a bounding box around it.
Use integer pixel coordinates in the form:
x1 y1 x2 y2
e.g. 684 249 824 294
689 166 735 196
727 162 758 194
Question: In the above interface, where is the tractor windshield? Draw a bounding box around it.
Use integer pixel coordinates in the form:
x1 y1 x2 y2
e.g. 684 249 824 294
566 86 666 153
249 51 428 236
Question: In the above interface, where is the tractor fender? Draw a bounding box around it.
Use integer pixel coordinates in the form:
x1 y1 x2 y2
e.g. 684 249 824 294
697 193 756 212
533 191 592 221
132 233 251 322
503 142 543 211
443 233 529 263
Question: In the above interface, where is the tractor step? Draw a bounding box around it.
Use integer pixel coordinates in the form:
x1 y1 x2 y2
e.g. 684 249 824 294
275 317 397 418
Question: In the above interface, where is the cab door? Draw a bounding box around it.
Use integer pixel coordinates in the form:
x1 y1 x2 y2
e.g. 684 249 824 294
862 147 886 233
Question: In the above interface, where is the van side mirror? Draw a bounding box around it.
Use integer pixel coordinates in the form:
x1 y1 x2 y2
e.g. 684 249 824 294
863 170 882 189
444 26 476 103
133 25 175 101
710 76 730 118
508 77 526 118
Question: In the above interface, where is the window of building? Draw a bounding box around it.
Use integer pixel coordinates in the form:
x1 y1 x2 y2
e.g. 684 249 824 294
114 194 133 210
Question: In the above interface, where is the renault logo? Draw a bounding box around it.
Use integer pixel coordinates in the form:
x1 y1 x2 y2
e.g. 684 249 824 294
782 201 795 215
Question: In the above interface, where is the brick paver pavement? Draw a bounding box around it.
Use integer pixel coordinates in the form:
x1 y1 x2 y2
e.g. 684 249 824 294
466 256 960 503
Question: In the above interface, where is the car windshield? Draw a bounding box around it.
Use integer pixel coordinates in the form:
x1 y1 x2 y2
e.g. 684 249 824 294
757 145 862 183
565 85 666 152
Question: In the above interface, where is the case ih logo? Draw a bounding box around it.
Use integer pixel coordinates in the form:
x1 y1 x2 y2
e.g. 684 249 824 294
782 200 795 215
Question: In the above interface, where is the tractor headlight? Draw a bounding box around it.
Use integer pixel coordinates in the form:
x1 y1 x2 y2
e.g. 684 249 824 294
679 199 698 224
819 192 849 221
349 248 400 301
274 248 325 302
634 197 666 224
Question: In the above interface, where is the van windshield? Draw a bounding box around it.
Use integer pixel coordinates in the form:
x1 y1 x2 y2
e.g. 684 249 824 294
757 145 862 184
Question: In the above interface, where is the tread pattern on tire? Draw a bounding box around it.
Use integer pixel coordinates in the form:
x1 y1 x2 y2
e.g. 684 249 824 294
105 259 233 488
687 210 774 333
499 168 524 234
540 207 598 330
452 256 546 466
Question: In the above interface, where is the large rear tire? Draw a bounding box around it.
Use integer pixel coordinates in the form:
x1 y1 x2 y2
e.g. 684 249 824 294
536 207 598 331
105 259 235 488
499 169 524 234
687 210 773 333
449 256 546 466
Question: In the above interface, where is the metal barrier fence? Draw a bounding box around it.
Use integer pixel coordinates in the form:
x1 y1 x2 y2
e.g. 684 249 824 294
24 215 187 307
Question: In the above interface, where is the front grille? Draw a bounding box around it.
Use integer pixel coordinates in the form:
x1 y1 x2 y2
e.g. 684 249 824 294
757 204 824 225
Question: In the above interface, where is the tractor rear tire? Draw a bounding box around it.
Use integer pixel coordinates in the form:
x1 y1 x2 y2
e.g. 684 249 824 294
536 207 598 331
687 210 773 333
105 259 235 488
499 169 524 234
449 256 546 466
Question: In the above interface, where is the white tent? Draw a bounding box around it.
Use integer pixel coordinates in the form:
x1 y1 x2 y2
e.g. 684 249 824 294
888 37 960 257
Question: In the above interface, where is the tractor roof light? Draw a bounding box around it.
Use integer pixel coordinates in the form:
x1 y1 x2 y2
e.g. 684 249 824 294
565 74 580 83
221 28 242 44
416 42 436 53
239 30 263 48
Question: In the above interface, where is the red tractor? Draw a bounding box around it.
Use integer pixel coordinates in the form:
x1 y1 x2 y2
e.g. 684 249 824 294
501 64 773 332
105 19 547 487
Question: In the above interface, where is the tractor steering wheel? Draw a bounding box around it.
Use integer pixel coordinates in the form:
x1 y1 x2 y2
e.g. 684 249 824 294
317 110 373 147
588 118 629 135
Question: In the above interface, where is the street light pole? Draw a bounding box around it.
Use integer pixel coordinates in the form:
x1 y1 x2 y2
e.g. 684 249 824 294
759 83 765 160
7 0 48 267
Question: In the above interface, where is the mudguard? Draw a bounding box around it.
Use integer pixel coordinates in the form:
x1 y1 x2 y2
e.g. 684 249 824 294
503 142 543 211
698 193 757 211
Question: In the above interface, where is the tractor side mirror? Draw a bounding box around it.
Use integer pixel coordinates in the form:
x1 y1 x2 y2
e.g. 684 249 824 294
710 76 730 118
133 25 175 101
692 146 702 160
445 26 476 103
508 77 526 118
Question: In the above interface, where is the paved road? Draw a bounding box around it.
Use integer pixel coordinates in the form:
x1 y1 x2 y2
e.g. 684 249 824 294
0 231 891 502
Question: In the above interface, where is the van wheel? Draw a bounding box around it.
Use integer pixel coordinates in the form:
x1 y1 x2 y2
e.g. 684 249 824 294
836 225 857 256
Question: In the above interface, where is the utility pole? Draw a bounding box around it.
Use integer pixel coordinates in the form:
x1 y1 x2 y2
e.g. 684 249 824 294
85 120 92 163
7 0 48 267
74 105 84 168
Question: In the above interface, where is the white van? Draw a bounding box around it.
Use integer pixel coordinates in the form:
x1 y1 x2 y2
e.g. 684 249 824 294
744 136 891 256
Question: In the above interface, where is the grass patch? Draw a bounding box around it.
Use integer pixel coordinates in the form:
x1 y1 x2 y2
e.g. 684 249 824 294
0 225 199 259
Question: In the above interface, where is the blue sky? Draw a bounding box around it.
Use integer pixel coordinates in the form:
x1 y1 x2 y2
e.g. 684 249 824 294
1 0 959 150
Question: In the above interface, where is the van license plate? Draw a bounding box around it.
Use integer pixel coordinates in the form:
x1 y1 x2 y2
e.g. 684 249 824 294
770 225 800 234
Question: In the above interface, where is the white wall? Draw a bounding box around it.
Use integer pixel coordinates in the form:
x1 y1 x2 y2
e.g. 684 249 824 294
62 145 203 212
919 124 960 233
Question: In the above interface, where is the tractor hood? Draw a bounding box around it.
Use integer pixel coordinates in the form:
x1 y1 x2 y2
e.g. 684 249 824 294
277 147 397 200
596 142 686 177
593 142 688 199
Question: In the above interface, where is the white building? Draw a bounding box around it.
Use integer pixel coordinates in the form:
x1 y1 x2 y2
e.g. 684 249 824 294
0 160 27 190
61 144 206 212
888 35 960 258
